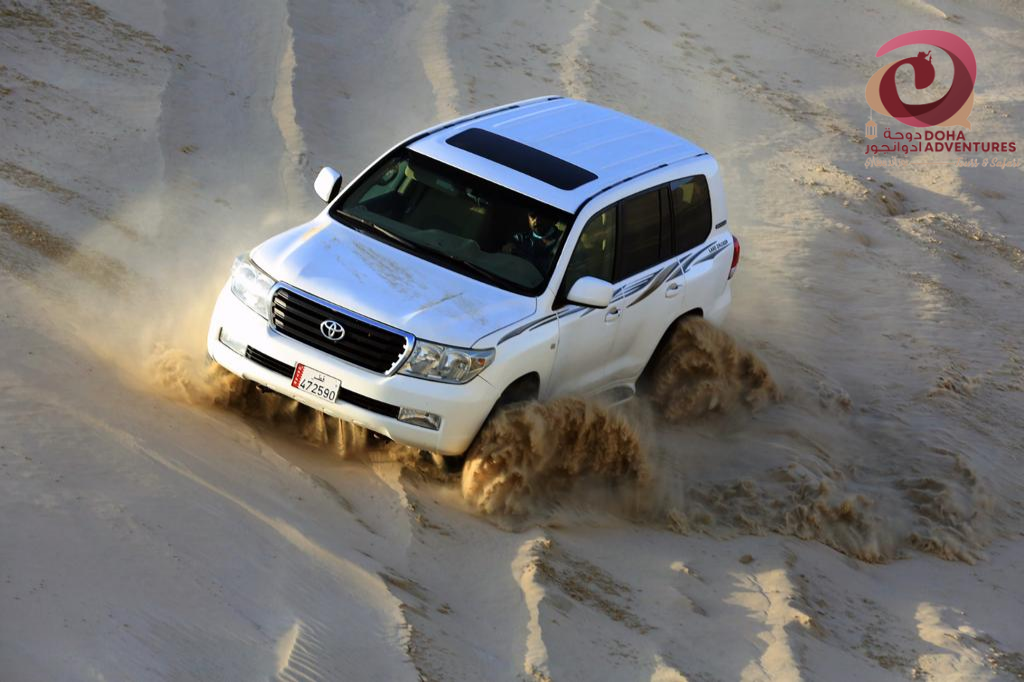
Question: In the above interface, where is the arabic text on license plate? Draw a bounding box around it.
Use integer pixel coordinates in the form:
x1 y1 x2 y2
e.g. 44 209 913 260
291 363 340 402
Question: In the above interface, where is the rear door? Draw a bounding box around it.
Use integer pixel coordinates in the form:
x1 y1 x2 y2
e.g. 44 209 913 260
609 176 717 384
607 186 678 384
669 174 721 312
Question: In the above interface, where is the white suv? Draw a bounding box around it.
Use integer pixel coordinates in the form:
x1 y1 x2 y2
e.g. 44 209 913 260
208 97 738 461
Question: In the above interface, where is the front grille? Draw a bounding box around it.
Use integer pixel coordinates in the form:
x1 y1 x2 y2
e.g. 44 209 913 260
271 288 409 374
244 345 401 419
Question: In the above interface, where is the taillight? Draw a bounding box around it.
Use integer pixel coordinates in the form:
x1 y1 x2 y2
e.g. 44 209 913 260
728 237 740 279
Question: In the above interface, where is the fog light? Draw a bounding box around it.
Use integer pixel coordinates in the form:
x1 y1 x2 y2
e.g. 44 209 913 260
397 407 442 431
218 327 247 356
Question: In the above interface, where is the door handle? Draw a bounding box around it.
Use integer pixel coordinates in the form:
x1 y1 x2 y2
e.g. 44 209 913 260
666 282 681 298
605 306 620 322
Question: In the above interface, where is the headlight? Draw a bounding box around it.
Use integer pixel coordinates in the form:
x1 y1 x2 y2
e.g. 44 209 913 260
399 340 495 384
229 255 275 319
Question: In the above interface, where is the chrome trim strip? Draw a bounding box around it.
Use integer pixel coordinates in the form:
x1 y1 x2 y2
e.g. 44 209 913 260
269 281 416 376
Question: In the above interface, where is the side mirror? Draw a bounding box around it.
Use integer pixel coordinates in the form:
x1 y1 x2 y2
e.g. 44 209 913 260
314 166 343 203
566 276 614 308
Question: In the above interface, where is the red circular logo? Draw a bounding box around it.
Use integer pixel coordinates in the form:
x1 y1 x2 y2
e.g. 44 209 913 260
866 30 976 129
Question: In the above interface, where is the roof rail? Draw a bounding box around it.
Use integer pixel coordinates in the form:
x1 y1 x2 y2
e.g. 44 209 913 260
573 152 708 216
406 96 564 145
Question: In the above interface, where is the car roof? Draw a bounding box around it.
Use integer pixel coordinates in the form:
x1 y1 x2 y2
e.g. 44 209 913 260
407 97 707 213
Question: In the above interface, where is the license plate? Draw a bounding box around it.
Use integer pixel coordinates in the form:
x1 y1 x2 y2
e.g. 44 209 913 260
291 363 341 403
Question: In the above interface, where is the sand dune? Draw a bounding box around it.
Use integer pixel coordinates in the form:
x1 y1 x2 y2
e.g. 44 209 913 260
2 0 1023 680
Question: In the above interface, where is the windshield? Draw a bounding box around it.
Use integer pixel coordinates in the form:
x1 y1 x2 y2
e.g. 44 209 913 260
332 150 573 294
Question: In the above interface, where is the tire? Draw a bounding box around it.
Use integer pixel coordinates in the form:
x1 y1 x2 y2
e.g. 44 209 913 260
637 312 701 396
444 375 539 474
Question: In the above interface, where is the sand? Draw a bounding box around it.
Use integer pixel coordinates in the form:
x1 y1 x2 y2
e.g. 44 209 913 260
2 0 1024 679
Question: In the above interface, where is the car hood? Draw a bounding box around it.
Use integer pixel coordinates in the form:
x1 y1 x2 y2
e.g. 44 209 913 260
250 214 536 348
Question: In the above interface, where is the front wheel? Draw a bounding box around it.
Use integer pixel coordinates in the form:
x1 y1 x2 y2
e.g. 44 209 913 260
430 375 540 475
637 316 779 421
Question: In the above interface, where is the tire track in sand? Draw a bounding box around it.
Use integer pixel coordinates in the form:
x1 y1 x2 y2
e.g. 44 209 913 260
272 0 309 209
559 0 602 99
60 398 419 681
417 0 461 121
513 535 555 682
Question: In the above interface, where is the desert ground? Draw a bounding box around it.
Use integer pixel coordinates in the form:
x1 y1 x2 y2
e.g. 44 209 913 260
2 0 1023 680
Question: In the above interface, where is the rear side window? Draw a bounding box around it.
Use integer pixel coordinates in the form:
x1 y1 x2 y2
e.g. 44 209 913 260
670 175 712 254
564 207 617 293
615 188 662 281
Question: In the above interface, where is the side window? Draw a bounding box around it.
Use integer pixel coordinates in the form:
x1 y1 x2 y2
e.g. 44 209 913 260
563 207 617 293
670 175 712 254
615 188 662 281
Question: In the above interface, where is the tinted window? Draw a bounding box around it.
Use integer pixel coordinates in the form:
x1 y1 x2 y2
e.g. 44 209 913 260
615 189 662 281
670 175 712 254
333 151 572 294
564 207 616 293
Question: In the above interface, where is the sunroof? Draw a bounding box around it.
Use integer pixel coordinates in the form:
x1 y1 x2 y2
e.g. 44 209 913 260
446 128 598 190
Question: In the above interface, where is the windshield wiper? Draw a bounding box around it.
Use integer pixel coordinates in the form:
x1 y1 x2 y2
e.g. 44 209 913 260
337 211 420 251
443 256 512 288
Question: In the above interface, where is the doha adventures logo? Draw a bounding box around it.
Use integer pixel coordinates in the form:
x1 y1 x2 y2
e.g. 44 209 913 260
862 29 1017 167
865 30 975 130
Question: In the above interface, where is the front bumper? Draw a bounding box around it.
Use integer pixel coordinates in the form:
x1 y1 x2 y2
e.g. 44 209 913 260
207 284 500 455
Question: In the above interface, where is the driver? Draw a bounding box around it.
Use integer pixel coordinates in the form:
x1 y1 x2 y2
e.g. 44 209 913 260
501 211 564 264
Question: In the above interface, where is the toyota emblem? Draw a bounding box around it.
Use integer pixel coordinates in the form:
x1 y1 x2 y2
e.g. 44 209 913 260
320 319 345 341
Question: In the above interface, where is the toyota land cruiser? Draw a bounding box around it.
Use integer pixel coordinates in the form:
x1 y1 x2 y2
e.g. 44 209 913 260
208 97 739 462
